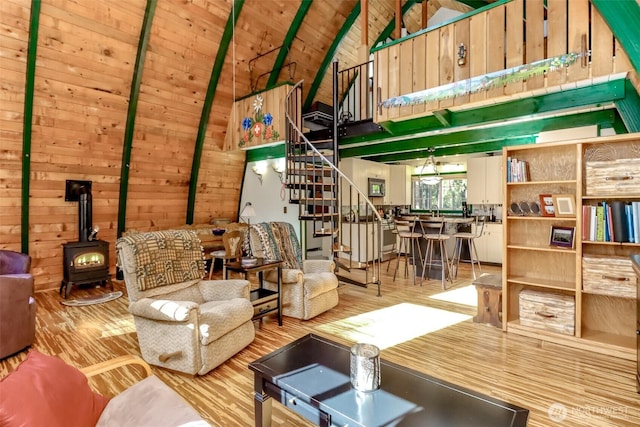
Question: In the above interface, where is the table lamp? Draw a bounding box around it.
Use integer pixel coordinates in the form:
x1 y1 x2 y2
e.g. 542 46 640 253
240 202 256 225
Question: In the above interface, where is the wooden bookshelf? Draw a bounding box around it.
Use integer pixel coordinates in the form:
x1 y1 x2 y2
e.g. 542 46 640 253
503 134 640 361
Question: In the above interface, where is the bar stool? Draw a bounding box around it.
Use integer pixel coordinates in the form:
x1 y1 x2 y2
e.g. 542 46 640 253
392 217 423 285
420 218 453 289
451 216 484 280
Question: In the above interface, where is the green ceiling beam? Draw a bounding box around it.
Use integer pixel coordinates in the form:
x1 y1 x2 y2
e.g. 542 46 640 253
455 0 492 9
266 0 312 88
186 0 244 224
303 2 360 112
340 109 617 158
21 0 41 254
245 143 285 162
369 137 536 163
433 109 452 127
615 79 640 132
591 0 640 76
116 0 157 238
372 0 419 48
340 78 625 147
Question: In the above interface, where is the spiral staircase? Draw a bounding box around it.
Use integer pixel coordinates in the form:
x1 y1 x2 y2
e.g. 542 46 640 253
282 64 383 294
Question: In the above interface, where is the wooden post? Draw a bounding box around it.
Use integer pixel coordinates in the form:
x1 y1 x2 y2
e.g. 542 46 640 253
359 0 369 63
395 0 401 39
422 0 428 29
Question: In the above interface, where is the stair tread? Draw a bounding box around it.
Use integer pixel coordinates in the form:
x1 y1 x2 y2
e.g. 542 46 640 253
332 243 351 252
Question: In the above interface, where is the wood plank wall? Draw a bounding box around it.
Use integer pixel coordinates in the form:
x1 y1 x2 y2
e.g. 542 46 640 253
223 84 291 151
374 0 636 123
0 0 245 292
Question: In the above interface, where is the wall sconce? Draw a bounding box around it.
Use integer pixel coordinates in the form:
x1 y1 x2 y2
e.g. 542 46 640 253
251 160 268 185
271 158 286 183
457 43 467 66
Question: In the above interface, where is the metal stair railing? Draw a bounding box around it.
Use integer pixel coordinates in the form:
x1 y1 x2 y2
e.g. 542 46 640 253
285 81 382 296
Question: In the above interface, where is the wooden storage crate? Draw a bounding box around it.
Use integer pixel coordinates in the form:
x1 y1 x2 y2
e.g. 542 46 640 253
583 255 637 299
585 158 640 196
519 289 575 335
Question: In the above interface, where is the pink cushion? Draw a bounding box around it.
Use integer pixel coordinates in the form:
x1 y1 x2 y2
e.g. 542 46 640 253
0 350 110 427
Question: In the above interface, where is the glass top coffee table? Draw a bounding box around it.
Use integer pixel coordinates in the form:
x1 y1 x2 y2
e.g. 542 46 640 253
249 334 528 427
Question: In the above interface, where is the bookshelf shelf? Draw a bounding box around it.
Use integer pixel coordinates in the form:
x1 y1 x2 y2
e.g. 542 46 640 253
506 179 577 186
582 240 640 247
503 134 640 361
583 195 640 200
507 275 575 291
507 244 576 253
506 216 574 221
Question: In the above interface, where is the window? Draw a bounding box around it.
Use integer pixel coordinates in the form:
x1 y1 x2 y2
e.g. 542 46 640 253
411 174 467 212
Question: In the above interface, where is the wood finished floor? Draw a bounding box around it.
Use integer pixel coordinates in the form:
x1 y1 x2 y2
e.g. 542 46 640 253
2 262 639 426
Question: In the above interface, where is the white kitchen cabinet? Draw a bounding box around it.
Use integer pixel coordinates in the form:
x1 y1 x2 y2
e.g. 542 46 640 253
473 222 502 264
386 164 409 205
466 156 503 205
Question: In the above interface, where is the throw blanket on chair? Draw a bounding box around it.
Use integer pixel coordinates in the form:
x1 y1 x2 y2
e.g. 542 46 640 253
116 230 205 291
250 222 303 270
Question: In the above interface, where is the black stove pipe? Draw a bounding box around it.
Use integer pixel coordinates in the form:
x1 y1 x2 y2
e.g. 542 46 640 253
78 186 92 242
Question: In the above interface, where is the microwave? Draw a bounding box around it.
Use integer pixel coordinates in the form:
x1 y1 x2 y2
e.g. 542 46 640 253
368 178 385 197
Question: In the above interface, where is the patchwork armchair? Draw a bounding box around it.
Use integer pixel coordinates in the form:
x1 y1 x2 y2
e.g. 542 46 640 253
0 250 36 360
248 222 338 320
116 230 255 375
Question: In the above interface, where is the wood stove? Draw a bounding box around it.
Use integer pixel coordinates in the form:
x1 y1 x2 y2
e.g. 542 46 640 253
61 180 112 298
60 240 111 298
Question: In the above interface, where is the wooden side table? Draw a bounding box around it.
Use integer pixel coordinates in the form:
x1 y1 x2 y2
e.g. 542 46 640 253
225 258 283 326
472 273 502 328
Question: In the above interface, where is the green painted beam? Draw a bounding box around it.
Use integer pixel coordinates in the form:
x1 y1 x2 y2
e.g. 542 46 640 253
611 113 629 135
21 0 41 254
116 0 157 238
186 0 244 224
339 78 625 147
266 0 312 88
456 0 491 9
591 0 640 76
341 109 617 158
616 79 640 132
245 143 285 162
303 2 360 112
371 0 418 48
369 137 536 162
433 109 452 127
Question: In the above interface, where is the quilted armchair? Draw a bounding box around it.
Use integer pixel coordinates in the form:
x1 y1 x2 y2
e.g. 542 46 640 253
248 222 338 320
115 230 255 375
0 250 36 359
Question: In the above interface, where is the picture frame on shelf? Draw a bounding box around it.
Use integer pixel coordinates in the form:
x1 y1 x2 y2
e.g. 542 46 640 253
539 194 555 217
552 194 575 217
549 225 576 248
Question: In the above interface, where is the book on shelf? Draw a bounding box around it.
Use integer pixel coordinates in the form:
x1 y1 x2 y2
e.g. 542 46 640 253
631 202 640 243
589 205 597 241
582 201 640 243
610 201 628 243
582 205 590 241
506 157 530 182
625 203 635 243
595 205 605 242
